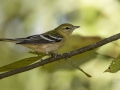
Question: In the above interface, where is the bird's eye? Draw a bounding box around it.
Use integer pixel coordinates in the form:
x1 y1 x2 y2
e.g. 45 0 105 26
65 27 70 30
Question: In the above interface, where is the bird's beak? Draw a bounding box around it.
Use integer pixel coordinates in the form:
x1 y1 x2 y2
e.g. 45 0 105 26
73 26 80 29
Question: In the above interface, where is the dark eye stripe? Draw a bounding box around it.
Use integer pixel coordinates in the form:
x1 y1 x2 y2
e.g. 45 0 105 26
65 27 70 29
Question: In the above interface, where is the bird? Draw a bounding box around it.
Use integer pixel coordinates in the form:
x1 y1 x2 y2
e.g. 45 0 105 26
0 23 80 55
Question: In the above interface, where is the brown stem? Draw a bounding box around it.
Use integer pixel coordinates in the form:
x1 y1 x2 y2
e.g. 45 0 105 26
0 33 120 79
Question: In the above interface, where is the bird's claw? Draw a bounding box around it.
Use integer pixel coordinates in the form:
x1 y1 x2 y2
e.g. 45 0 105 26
50 52 62 58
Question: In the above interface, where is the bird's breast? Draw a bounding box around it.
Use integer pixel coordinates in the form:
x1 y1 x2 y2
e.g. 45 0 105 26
22 41 64 54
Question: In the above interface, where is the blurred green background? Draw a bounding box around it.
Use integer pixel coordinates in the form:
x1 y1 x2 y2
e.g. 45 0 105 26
0 0 120 90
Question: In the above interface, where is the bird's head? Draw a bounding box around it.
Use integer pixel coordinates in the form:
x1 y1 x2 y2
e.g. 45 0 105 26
56 23 80 36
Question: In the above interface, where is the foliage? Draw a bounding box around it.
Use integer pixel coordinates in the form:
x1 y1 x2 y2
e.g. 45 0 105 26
105 54 120 73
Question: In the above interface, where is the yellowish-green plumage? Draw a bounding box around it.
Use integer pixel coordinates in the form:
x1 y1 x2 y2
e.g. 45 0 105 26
0 23 80 54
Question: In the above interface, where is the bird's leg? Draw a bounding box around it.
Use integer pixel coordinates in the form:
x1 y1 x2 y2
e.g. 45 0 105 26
35 51 41 57
45 50 61 59
34 51 44 62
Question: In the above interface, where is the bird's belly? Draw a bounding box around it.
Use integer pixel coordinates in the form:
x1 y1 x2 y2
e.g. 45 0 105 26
22 42 64 54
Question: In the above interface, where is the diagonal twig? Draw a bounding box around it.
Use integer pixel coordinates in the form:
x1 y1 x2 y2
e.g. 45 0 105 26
0 33 120 79
65 59 92 77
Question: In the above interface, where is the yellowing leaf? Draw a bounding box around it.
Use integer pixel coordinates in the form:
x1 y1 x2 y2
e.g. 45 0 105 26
104 54 120 73
0 56 44 72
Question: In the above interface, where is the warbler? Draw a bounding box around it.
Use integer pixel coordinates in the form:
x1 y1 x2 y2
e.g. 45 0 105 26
0 23 79 55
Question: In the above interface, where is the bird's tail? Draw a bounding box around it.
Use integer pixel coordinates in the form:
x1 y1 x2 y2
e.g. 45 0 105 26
0 38 18 43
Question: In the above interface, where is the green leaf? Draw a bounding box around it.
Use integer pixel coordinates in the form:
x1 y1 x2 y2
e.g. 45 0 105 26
0 56 44 72
104 54 120 73
65 59 92 77
28 51 46 56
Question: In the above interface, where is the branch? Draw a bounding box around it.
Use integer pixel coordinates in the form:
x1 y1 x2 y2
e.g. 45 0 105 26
0 33 120 79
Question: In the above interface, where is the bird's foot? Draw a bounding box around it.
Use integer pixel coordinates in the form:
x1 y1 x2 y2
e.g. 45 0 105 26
50 52 62 58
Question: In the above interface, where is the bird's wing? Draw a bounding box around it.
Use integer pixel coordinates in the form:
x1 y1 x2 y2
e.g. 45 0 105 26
17 33 63 44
